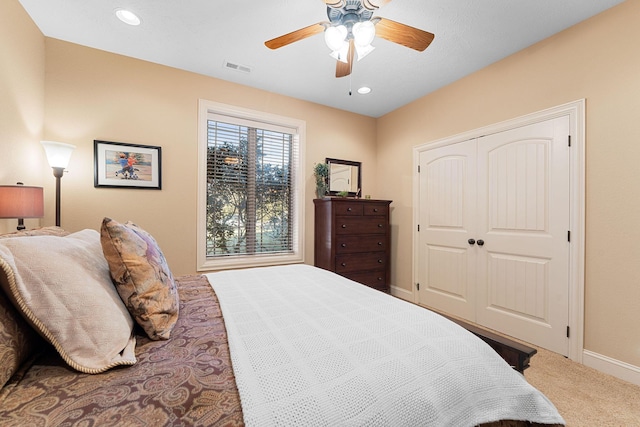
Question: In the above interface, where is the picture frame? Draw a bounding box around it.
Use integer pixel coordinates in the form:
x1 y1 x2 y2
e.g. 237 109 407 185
94 140 162 189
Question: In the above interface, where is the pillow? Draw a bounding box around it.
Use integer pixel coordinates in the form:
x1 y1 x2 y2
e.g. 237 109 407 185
0 288 41 388
0 229 137 374
0 226 68 387
100 218 179 340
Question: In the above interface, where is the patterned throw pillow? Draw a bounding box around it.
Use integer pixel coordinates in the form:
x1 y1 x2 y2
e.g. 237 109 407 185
0 229 137 374
100 218 179 340
0 288 41 388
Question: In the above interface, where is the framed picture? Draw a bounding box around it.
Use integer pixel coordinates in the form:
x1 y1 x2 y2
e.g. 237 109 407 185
94 140 162 189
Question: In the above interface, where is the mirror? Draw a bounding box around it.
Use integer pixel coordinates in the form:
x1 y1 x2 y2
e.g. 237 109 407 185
326 158 361 197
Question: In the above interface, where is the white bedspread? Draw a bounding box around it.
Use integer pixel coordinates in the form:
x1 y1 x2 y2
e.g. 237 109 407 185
207 264 564 427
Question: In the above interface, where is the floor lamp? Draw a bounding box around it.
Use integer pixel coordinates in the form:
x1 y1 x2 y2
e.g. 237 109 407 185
41 141 75 227
0 183 44 230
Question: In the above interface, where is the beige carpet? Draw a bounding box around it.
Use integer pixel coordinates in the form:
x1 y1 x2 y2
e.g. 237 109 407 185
524 347 640 426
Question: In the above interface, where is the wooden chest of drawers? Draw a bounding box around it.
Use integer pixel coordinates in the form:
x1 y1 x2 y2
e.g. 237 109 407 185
314 198 392 292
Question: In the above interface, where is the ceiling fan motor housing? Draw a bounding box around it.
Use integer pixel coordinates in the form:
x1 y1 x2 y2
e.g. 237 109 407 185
327 0 374 32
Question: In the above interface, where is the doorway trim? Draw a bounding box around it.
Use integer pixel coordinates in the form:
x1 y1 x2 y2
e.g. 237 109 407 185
412 100 585 362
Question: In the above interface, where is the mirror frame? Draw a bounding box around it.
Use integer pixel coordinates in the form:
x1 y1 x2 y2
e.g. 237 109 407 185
326 157 361 197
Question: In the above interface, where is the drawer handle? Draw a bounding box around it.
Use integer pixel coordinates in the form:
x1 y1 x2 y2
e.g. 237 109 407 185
373 208 378 212
347 207 352 212
378 224 383 228
341 224 347 229
341 243 347 248
341 262 346 267
378 259 383 264
377 277 383 281
377 241 382 246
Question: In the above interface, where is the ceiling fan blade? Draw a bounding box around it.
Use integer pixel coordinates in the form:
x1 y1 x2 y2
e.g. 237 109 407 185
362 0 393 10
375 17 434 52
336 39 355 78
322 0 346 8
265 23 326 50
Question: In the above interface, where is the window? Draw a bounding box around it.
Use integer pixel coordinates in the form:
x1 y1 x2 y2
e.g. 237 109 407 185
197 100 305 271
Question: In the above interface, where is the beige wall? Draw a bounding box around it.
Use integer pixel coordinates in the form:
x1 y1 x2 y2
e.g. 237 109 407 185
376 0 640 367
0 0 46 234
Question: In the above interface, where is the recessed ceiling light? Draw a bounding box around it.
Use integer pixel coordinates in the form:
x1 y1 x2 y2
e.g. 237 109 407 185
115 9 141 26
357 86 372 95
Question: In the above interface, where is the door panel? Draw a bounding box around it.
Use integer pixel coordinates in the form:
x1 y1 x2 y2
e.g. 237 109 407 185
418 140 476 319
487 253 549 322
477 117 570 355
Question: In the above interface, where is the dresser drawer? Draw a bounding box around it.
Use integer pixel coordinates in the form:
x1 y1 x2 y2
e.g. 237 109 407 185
336 235 386 254
342 270 388 291
334 202 363 216
335 216 387 234
364 203 388 216
335 253 386 273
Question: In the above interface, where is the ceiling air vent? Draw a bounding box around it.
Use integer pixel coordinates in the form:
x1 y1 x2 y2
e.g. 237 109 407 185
224 60 251 74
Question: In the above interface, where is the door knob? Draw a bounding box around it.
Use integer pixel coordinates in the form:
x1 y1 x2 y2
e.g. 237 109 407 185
468 239 476 245
477 239 485 246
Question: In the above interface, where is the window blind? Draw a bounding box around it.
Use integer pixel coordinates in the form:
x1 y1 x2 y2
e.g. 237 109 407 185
206 119 294 257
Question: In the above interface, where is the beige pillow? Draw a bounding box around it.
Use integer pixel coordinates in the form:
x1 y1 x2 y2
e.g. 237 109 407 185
0 229 137 374
0 227 68 388
100 218 179 340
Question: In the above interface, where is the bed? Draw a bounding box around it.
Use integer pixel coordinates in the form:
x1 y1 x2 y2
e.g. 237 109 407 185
0 225 565 426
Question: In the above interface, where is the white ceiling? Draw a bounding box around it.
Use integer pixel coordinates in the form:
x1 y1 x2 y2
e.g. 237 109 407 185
18 0 625 118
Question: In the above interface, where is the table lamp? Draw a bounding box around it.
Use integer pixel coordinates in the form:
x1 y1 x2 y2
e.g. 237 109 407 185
0 183 45 230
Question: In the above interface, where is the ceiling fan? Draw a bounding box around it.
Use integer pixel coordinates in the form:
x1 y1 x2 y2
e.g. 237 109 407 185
265 0 435 78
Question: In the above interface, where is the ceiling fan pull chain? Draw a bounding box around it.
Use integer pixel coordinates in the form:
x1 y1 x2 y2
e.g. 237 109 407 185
349 71 352 96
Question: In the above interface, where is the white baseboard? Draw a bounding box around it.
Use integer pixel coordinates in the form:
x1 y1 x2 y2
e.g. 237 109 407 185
390 285 413 301
583 350 640 387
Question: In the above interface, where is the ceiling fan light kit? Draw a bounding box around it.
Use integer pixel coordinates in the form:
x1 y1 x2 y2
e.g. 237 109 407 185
265 0 434 78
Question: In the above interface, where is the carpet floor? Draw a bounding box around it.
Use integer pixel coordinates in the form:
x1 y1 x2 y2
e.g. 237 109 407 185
524 346 640 426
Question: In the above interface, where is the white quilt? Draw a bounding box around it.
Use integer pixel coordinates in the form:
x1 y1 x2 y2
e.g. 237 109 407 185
207 264 564 427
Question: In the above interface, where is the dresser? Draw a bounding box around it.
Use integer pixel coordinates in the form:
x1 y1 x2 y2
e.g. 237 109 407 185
314 198 392 292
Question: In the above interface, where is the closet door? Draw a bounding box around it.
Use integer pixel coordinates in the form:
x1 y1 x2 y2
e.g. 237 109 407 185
417 140 477 319
417 116 570 356
476 117 570 355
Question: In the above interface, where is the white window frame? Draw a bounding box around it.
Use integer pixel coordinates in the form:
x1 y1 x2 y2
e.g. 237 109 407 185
197 99 305 271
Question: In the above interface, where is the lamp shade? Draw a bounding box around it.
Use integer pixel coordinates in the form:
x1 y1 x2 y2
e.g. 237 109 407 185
0 185 44 219
329 42 350 63
41 141 76 169
324 25 348 52
353 21 375 46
